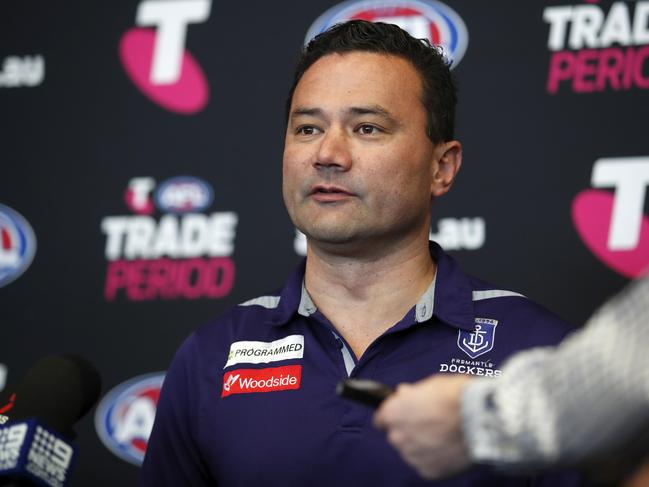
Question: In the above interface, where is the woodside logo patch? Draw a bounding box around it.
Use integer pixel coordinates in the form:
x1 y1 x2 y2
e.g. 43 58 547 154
221 365 302 397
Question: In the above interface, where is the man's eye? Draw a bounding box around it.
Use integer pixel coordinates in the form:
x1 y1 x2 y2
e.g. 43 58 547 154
296 126 320 136
357 124 381 135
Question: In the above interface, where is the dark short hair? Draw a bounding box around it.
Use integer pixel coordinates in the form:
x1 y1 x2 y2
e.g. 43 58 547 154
286 20 457 144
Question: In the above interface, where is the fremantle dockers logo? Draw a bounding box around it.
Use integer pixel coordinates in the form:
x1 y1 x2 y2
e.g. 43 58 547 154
457 318 497 359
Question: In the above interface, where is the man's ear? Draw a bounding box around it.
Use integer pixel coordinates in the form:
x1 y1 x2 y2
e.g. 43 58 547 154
431 141 462 197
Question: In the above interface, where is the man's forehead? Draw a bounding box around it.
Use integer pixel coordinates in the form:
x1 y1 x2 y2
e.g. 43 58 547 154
291 51 424 112
299 51 419 82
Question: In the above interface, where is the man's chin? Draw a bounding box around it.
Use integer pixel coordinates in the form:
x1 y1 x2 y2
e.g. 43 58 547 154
295 221 366 247
302 228 359 246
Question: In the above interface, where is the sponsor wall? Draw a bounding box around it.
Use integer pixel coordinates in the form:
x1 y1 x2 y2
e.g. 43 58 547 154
1 0 647 485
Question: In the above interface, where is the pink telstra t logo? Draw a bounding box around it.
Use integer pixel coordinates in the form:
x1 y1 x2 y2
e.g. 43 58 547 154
572 156 649 278
119 0 211 114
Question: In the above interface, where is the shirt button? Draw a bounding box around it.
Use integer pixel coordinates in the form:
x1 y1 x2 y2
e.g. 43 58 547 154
419 304 427 319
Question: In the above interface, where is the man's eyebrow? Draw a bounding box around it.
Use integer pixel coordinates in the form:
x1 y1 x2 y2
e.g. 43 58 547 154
289 105 398 123
348 105 398 123
290 107 324 118
349 105 389 116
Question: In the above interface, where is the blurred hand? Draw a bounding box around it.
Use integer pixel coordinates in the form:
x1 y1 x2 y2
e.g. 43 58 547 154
374 374 474 479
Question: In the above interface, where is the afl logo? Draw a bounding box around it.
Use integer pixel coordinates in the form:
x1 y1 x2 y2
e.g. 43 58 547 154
305 0 469 68
0 204 36 288
95 372 165 465
155 176 214 214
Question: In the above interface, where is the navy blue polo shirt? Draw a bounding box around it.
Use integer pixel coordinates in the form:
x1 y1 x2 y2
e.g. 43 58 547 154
142 243 584 486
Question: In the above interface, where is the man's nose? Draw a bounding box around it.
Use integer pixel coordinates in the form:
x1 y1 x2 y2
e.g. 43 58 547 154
314 127 352 171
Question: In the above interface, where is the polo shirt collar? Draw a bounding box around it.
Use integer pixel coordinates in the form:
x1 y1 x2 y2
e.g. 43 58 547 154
423 241 476 331
271 241 476 331
297 280 316 317
269 259 307 326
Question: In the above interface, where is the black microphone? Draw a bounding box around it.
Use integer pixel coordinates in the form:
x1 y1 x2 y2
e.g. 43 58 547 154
0 354 101 487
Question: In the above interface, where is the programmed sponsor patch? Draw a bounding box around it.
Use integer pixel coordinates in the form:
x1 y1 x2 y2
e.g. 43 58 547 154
224 335 304 368
221 365 302 397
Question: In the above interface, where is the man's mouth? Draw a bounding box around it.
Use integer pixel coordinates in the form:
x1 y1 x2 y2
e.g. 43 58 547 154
309 185 356 202
310 185 354 195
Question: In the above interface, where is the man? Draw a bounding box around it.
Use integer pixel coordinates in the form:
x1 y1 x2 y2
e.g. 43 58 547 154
142 21 586 486
375 275 649 484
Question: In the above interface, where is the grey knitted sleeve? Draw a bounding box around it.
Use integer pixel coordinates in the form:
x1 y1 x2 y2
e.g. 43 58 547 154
461 277 649 468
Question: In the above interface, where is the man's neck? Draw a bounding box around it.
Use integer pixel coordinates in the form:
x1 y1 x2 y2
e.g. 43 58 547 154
304 234 436 360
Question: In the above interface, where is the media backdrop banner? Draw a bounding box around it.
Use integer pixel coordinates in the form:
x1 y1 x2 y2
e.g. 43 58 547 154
2 1 648 485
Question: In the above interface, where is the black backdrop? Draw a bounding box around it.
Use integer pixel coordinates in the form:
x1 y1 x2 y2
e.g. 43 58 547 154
2 1 648 485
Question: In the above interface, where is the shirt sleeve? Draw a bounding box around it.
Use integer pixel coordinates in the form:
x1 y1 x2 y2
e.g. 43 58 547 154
461 276 649 468
141 333 214 486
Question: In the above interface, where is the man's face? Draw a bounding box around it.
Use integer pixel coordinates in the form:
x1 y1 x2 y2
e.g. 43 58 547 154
283 52 451 251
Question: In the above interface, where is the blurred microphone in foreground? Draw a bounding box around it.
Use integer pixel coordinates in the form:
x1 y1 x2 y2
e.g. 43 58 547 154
375 276 649 485
0 354 101 487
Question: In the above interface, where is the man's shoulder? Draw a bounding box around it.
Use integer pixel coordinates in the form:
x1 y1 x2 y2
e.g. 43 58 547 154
195 289 285 338
433 243 573 338
191 262 305 344
466 275 577 343
223 290 284 320
170 289 287 368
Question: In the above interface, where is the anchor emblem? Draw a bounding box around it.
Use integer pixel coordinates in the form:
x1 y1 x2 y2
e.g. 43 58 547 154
457 319 498 359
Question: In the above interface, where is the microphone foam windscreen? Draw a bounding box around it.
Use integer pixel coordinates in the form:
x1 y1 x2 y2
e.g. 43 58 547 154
11 354 101 437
